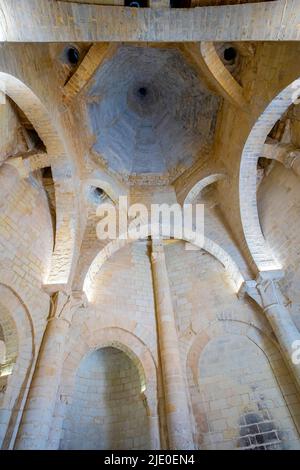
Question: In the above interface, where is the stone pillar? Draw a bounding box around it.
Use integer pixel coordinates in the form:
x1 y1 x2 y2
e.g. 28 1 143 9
246 272 300 390
150 239 194 450
14 291 86 449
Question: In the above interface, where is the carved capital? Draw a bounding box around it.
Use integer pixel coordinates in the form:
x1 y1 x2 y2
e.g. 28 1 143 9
255 278 282 311
48 290 87 324
245 270 289 312
284 150 300 169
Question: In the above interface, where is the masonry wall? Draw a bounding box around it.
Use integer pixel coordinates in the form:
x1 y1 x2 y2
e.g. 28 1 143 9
198 334 299 450
52 240 162 449
60 347 150 450
164 241 300 449
0 164 53 447
84 241 158 357
0 164 53 339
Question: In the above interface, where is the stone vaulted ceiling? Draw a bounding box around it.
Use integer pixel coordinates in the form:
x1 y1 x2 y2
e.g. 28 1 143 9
87 45 220 181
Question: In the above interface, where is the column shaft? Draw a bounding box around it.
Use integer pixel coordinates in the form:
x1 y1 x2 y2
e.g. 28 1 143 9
151 240 194 450
14 291 83 449
247 276 300 390
256 280 300 388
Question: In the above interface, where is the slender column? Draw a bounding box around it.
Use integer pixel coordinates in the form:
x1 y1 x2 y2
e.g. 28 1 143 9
246 272 300 389
150 239 194 450
15 291 86 449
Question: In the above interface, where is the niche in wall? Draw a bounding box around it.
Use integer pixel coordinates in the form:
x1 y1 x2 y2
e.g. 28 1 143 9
194 334 300 450
60 347 151 450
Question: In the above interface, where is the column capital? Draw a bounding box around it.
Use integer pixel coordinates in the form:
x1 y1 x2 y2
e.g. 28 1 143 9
48 290 87 324
284 149 300 170
244 270 287 310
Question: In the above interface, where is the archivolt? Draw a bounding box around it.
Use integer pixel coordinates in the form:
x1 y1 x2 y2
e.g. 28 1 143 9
61 325 158 413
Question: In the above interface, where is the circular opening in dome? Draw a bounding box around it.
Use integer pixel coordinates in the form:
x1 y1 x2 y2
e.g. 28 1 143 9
138 87 147 97
67 47 80 65
223 47 237 62
94 187 104 198
89 186 109 205
129 1 140 6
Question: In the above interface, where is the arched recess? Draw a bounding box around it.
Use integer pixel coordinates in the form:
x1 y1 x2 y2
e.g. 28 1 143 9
83 224 245 302
0 284 34 449
0 72 79 288
239 78 300 272
186 320 300 450
183 173 226 204
48 326 160 450
60 346 152 450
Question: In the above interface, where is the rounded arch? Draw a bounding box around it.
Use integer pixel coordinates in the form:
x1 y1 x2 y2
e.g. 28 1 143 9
239 77 300 272
0 283 35 449
186 319 300 447
183 173 226 204
0 72 79 288
186 320 279 392
62 326 157 403
49 326 160 450
83 224 245 302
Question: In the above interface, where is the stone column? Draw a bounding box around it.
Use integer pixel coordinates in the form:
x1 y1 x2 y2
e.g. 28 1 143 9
246 272 300 389
14 291 86 449
150 239 194 450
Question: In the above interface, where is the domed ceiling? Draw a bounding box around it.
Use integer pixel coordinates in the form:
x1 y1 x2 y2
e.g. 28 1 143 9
87 45 220 182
